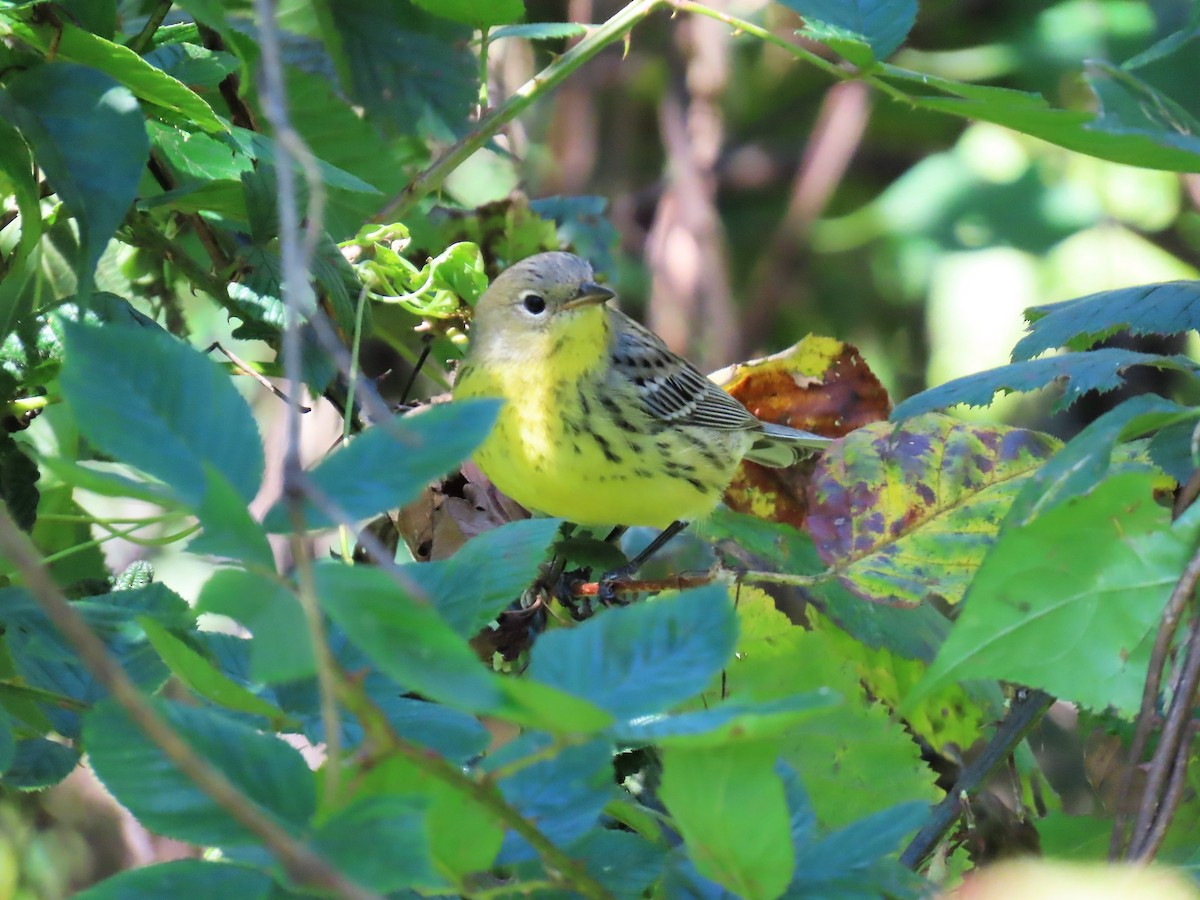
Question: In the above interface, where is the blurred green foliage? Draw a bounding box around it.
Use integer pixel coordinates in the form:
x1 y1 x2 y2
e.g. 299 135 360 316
2 0 1200 896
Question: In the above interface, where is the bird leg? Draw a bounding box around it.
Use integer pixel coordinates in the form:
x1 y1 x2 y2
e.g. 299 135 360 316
597 520 690 605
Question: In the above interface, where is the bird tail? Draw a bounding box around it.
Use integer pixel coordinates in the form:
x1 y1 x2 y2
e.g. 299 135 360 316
744 422 832 468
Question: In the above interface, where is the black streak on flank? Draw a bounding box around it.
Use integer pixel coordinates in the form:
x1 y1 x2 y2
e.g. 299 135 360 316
599 395 639 433
592 431 622 464
578 386 592 417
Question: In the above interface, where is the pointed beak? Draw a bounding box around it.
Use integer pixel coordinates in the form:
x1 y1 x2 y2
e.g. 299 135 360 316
562 282 615 310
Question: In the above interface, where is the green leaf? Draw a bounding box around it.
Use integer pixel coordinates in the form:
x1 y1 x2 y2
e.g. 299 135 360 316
530 195 620 276
1149 419 1199 483
2 20 225 131
562 829 665 897
699 509 953 661
263 400 498 532
1 62 149 285
777 0 916 61
1085 61 1200 163
228 127 382 194
3 584 191 739
73 860 273 900
490 22 589 41
493 739 617 863
891 348 1200 419
189 467 274 568
312 796 438 892
0 710 14 775
1014 281 1200 360
790 801 928 895
85 698 316 845
426 241 489 305
355 754 504 880
903 471 1200 716
2 738 80 789
406 517 561 637
315 563 610 731
196 569 314 684
143 42 241 90
1007 395 1200 525
806 415 1060 607
325 0 477 136
661 741 794 900
414 0 523 28
879 65 1200 173
384 697 490 762
139 617 288 724
282 67 420 240
59 321 264 509
36 457 180 507
614 694 839 747
722 593 940 828
148 122 253 182
527 584 738 719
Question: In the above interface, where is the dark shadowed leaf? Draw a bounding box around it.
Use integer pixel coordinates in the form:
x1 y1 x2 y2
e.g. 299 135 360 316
406 517 561 636
85 698 316 846
312 795 438 892
73 860 273 900
778 0 916 62
493 739 618 863
527 584 737 719
2 63 148 284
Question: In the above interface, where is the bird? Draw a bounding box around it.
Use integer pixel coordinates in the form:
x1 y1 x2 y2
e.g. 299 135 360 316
452 251 831 541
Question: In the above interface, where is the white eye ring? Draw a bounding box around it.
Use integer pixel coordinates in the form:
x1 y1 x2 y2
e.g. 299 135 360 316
521 292 547 315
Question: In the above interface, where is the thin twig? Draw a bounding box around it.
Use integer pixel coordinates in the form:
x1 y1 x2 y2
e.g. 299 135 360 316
667 0 845 78
1128 609 1200 859
378 0 668 222
0 503 381 900
205 342 311 412
1110 538 1200 857
1136 709 1196 859
124 0 173 53
900 689 1054 870
252 0 342 805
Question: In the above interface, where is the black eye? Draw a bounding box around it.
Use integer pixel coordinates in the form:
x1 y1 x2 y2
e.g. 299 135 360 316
522 293 547 315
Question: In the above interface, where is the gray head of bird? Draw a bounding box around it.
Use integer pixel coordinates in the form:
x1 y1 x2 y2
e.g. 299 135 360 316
468 252 616 353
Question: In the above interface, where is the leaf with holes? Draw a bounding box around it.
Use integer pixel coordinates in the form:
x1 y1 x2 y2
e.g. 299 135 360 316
806 414 1059 607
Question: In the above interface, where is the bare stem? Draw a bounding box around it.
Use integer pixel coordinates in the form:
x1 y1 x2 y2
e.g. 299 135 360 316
252 0 342 804
1111 538 1200 858
900 688 1054 870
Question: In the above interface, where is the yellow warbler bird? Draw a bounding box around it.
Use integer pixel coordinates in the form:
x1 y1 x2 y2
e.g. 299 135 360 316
453 251 830 531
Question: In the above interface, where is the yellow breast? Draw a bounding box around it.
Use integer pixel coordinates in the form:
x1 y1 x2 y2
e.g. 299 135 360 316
453 308 743 527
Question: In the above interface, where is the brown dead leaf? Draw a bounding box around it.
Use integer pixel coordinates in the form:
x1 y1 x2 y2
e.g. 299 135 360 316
395 462 529 561
714 335 890 528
